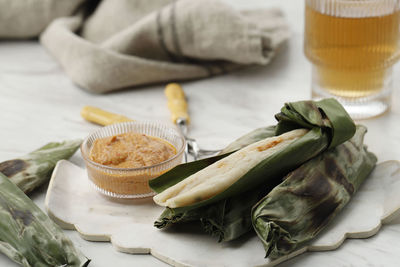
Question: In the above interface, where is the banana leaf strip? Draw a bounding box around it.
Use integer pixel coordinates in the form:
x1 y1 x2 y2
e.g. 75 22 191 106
275 98 355 148
0 172 90 267
0 139 81 194
251 125 377 258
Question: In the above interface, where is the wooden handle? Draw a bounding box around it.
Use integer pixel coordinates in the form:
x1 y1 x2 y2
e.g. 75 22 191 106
164 83 190 124
80 106 133 126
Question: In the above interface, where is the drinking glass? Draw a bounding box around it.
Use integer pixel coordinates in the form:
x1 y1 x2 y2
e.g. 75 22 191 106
304 0 400 119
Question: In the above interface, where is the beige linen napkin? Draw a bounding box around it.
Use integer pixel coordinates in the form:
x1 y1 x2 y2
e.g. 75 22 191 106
0 0 85 38
1 0 289 93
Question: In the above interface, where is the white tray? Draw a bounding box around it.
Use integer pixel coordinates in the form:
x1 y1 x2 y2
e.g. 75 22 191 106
45 160 400 267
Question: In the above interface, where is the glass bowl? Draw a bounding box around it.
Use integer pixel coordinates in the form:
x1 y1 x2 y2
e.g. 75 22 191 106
80 121 185 198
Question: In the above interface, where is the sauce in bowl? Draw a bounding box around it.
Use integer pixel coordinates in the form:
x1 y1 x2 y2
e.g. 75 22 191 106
81 121 185 198
89 132 176 168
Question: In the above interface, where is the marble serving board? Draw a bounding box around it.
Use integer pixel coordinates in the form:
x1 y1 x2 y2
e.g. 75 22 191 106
45 160 400 267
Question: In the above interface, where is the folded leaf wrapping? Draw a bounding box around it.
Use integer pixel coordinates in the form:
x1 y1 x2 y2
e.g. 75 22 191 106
252 125 377 258
153 128 309 208
153 126 278 236
0 173 90 267
154 125 278 241
151 98 357 242
156 185 274 242
275 98 356 148
0 140 82 194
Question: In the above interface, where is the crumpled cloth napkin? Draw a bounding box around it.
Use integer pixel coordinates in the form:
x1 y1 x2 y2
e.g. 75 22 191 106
0 0 85 38
0 0 289 93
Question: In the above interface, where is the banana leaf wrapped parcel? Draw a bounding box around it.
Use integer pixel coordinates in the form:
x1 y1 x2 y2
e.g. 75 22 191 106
150 98 357 242
0 139 81 194
154 126 284 242
0 172 90 267
252 125 377 258
0 139 87 266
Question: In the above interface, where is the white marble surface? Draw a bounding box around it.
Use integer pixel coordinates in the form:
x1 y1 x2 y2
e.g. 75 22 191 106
1 0 400 266
45 160 400 267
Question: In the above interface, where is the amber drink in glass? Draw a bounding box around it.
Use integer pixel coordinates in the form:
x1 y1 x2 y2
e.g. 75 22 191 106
305 0 400 118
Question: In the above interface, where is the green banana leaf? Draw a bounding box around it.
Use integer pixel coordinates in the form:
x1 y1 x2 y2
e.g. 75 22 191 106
0 172 90 267
252 125 377 258
149 154 229 194
151 99 356 242
149 126 276 193
275 98 355 148
155 185 271 242
220 125 277 154
200 186 271 242
151 128 328 224
153 129 328 241
0 139 81 194
154 126 278 241
149 126 276 194
150 98 355 213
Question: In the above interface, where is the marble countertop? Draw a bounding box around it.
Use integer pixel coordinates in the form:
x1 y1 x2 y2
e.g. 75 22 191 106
1 0 400 266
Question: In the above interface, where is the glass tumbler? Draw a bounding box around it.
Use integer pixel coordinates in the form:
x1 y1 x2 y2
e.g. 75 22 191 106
305 0 400 119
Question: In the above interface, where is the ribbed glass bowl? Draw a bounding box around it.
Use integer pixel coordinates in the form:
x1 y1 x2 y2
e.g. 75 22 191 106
81 121 185 198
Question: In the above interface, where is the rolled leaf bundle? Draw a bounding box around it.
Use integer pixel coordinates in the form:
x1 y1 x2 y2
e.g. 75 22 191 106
0 172 90 267
152 98 355 210
0 139 81 194
252 125 377 258
149 126 277 195
154 126 279 241
154 129 309 208
151 98 356 242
